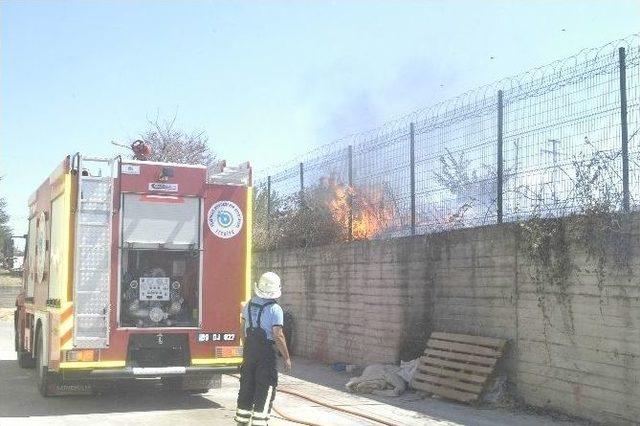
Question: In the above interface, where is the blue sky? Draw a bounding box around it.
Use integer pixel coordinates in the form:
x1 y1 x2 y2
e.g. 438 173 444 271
1 0 639 234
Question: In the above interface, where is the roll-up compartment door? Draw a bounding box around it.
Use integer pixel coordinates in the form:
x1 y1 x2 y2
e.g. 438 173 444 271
122 194 200 248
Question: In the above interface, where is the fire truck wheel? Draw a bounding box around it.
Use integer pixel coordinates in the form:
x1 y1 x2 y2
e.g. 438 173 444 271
160 377 184 392
13 311 18 352
35 331 53 397
17 350 35 369
160 377 209 394
15 313 35 369
187 389 210 394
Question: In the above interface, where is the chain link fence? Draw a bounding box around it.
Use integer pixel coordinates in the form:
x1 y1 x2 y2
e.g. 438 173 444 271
254 35 640 250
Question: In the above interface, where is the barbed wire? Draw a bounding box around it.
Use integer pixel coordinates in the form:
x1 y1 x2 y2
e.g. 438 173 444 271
256 33 639 178
253 34 640 249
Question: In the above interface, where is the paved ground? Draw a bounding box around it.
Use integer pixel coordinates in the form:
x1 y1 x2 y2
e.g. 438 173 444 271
0 313 581 426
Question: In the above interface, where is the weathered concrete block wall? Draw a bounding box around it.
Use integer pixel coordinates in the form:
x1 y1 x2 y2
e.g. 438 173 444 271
429 226 520 378
0 284 20 308
255 239 437 364
254 219 640 425
514 241 640 423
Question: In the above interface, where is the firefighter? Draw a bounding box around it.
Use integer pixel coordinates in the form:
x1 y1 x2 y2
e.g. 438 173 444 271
234 272 291 426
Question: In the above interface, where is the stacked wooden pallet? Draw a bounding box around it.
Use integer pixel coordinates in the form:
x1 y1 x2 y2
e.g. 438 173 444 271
411 332 507 403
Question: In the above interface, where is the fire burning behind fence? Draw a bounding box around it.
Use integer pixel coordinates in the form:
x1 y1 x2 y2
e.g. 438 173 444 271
320 175 397 240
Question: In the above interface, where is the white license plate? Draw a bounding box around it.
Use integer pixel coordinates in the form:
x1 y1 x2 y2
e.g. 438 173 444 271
132 367 186 376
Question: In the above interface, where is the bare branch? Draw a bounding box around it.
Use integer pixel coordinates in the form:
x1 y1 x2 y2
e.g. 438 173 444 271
133 116 216 167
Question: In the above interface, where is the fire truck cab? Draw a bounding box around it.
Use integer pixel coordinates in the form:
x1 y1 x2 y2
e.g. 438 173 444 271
14 154 253 395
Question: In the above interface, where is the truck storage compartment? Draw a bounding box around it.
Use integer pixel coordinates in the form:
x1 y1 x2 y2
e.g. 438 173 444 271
119 193 201 328
126 333 190 367
120 248 199 327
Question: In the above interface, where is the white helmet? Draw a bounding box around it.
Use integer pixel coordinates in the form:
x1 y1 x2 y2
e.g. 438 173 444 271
254 272 281 299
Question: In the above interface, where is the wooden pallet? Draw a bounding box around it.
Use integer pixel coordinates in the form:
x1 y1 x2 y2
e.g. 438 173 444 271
411 332 507 403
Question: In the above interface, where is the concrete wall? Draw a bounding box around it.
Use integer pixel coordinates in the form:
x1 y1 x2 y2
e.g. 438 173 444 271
0 284 21 308
254 220 640 425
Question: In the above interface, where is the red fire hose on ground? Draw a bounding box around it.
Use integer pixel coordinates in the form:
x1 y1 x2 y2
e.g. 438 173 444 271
228 374 400 426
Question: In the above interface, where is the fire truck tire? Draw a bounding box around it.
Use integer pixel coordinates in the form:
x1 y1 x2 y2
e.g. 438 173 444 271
187 388 210 394
160 377 183 391
18 350 35 369
160 377 208 394
14 312 35 369
13 311 18 352
35 331 53 397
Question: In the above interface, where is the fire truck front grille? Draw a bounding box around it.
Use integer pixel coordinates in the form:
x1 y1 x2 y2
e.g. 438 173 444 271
126 333 190 368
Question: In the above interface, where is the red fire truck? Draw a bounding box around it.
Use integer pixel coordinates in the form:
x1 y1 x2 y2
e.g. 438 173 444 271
14 154 253 395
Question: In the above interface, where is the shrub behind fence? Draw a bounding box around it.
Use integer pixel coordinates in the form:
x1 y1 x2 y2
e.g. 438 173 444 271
255 35 640 250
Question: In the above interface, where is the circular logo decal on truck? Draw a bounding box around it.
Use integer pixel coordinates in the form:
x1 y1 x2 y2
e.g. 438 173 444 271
207 201 243 239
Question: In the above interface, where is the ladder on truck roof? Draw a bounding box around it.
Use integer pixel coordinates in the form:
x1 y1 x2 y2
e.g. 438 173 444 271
207 161 252 186
72 155 115 349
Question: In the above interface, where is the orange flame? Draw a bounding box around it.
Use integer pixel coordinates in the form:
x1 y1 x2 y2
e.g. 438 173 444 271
319 174 395 240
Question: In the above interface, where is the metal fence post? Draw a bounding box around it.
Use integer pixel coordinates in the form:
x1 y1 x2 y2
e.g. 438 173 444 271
266 175 272 236
497 90 504 224
619 47 630 212
409 122 416 236
299 162 304 206
348 145 353 241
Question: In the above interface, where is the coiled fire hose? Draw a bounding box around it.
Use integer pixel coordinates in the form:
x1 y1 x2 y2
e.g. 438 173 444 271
228 374 400 426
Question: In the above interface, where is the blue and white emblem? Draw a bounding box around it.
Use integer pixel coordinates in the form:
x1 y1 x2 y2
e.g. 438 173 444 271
207 201 243 239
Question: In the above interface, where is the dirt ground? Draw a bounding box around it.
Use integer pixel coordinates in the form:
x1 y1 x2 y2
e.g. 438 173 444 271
0 315 585 426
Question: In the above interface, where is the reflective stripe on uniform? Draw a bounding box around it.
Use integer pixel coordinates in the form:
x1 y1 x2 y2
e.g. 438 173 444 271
251 419 268 426
234 407 252 424
261 386 274 416
233 415 251 424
